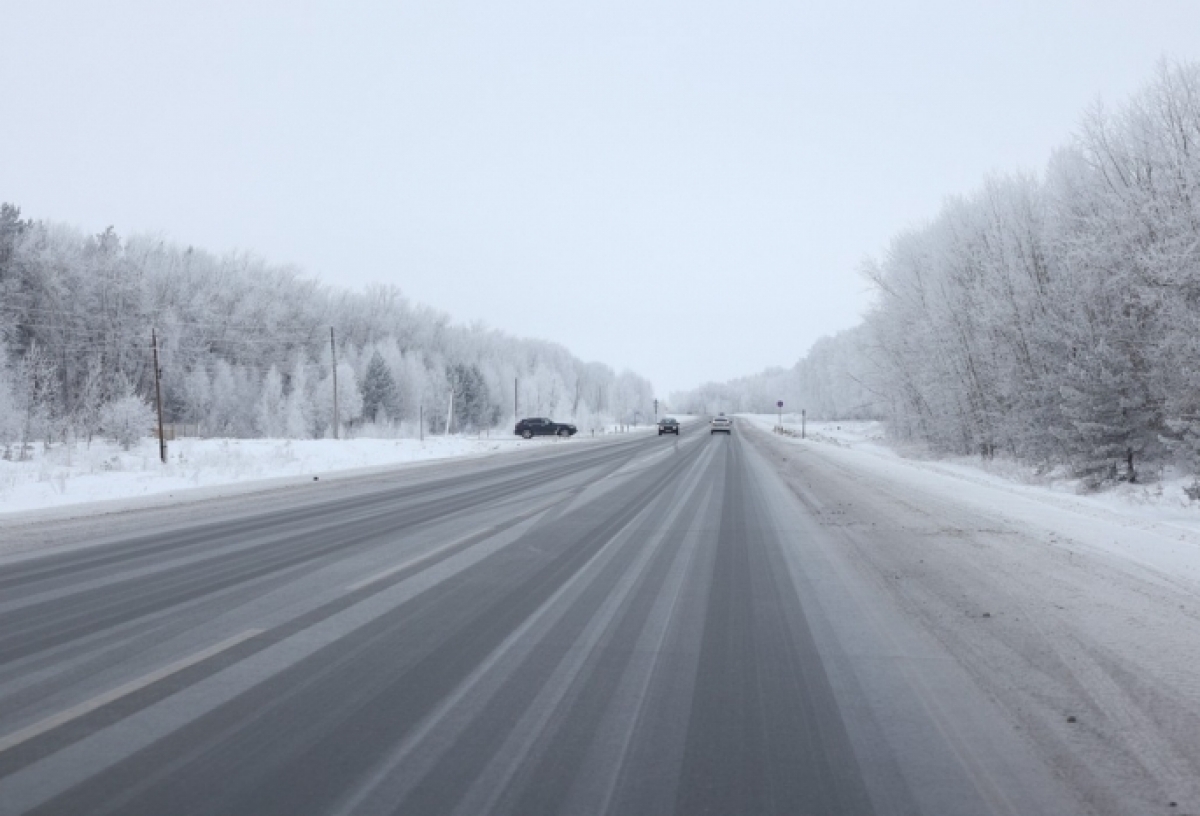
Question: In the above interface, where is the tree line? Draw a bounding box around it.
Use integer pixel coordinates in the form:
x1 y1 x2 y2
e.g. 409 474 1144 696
0 211 655 457
669 325 878 421
673 60 1200 486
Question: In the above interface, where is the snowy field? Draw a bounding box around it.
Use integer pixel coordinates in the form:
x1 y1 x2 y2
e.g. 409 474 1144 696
740 413 1200 576
0 422 666 517
0 434 577 516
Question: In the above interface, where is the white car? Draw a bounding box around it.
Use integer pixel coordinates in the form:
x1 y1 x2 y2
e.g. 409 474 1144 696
710 414 733 435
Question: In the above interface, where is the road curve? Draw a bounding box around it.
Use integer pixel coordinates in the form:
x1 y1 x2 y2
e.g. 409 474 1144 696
0 424 1079 815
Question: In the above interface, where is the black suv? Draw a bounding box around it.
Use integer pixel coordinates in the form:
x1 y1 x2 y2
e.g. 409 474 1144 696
658 417 680 435
514 417 577 439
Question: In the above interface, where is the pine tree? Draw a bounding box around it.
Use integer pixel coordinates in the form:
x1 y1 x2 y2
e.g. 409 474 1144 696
360 351 400 423
447 363 495 432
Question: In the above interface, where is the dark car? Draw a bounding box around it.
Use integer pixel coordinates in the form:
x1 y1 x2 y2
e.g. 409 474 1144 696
658 417 680 435
514 417 577 439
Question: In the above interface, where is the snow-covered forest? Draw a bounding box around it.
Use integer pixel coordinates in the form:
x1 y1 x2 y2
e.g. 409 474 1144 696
669 324 878 421
0 213 655 456
674 60 1200 485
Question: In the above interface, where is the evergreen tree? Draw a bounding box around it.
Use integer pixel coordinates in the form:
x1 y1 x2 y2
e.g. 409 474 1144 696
447 363 495 432
361 351 400 423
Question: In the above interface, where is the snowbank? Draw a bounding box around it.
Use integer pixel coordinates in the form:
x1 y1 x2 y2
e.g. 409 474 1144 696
0 434 568 515
739 413 1200 579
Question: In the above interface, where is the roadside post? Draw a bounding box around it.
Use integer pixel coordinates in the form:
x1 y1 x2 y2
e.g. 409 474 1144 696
776 400 783 433
152 328 167 463
330 327 339 440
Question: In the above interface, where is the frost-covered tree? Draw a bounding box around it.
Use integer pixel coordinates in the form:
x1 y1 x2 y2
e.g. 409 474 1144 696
284 357 313 439
182 367 213 428
0 355 21 458
361 351 400 424
11 342 58 457
72 357 107 444
446 363 496 432
315 362 362 436
208 361 257 437
673 60 1200 486
258 365 285 438
98 391 155 450
0 204 654 442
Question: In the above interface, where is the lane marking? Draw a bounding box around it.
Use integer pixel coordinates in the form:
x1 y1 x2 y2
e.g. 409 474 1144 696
0 629 262 754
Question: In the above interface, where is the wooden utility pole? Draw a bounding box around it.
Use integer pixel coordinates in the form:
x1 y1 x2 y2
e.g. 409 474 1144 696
419 405 424 442
445 390 454 437
802 408 806 439
152 328 166 464
330 327 339 439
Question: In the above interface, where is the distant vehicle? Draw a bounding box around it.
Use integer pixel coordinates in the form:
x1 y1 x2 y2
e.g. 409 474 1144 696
658 417 680 435
514 417 577 439
710 414 733 435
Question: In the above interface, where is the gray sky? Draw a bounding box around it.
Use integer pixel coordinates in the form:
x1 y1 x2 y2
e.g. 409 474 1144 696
5 1 1200 396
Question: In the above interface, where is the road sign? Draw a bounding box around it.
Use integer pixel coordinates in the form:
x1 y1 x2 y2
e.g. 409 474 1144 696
776 400 783 408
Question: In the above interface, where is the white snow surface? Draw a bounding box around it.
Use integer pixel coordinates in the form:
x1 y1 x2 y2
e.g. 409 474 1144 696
0 434 572 516
741 413 1200 582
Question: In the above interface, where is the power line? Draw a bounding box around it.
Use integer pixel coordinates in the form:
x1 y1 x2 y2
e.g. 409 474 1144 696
0 304 326 333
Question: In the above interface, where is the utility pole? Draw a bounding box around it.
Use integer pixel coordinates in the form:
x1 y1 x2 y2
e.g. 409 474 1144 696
514 377 518 419
330 327 339 439
152 328 166 464
446 390 454 437
802 408 806 439
654 398 658 419
419 405 424 442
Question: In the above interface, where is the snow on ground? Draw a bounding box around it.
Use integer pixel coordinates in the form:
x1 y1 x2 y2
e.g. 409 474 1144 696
0 418 670 517
740 413 1200 581
0 433 576 516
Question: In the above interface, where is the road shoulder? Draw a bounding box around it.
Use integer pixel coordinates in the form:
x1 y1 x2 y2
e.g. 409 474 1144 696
745 422 1200 815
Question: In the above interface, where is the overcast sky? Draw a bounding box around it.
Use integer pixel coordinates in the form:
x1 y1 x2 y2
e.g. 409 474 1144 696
4 1 1200 396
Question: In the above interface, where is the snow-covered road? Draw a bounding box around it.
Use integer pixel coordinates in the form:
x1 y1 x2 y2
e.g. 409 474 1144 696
1 417 1197 813
743 417 1200 814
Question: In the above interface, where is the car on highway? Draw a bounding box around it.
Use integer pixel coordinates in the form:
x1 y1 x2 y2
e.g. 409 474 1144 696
710 414 733 435
514 417 578 439
658 417 680 435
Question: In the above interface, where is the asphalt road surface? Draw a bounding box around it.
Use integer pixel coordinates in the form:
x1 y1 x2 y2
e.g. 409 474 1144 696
0 423 1082 816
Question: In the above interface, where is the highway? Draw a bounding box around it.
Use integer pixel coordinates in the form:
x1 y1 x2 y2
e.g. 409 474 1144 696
0 422 1082 816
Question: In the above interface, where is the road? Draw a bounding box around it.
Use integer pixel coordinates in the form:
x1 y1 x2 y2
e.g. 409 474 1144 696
0 422 1085 816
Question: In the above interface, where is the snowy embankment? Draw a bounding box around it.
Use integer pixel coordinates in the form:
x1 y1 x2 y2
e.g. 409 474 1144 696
740 413 1200 578
0 434 572 516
